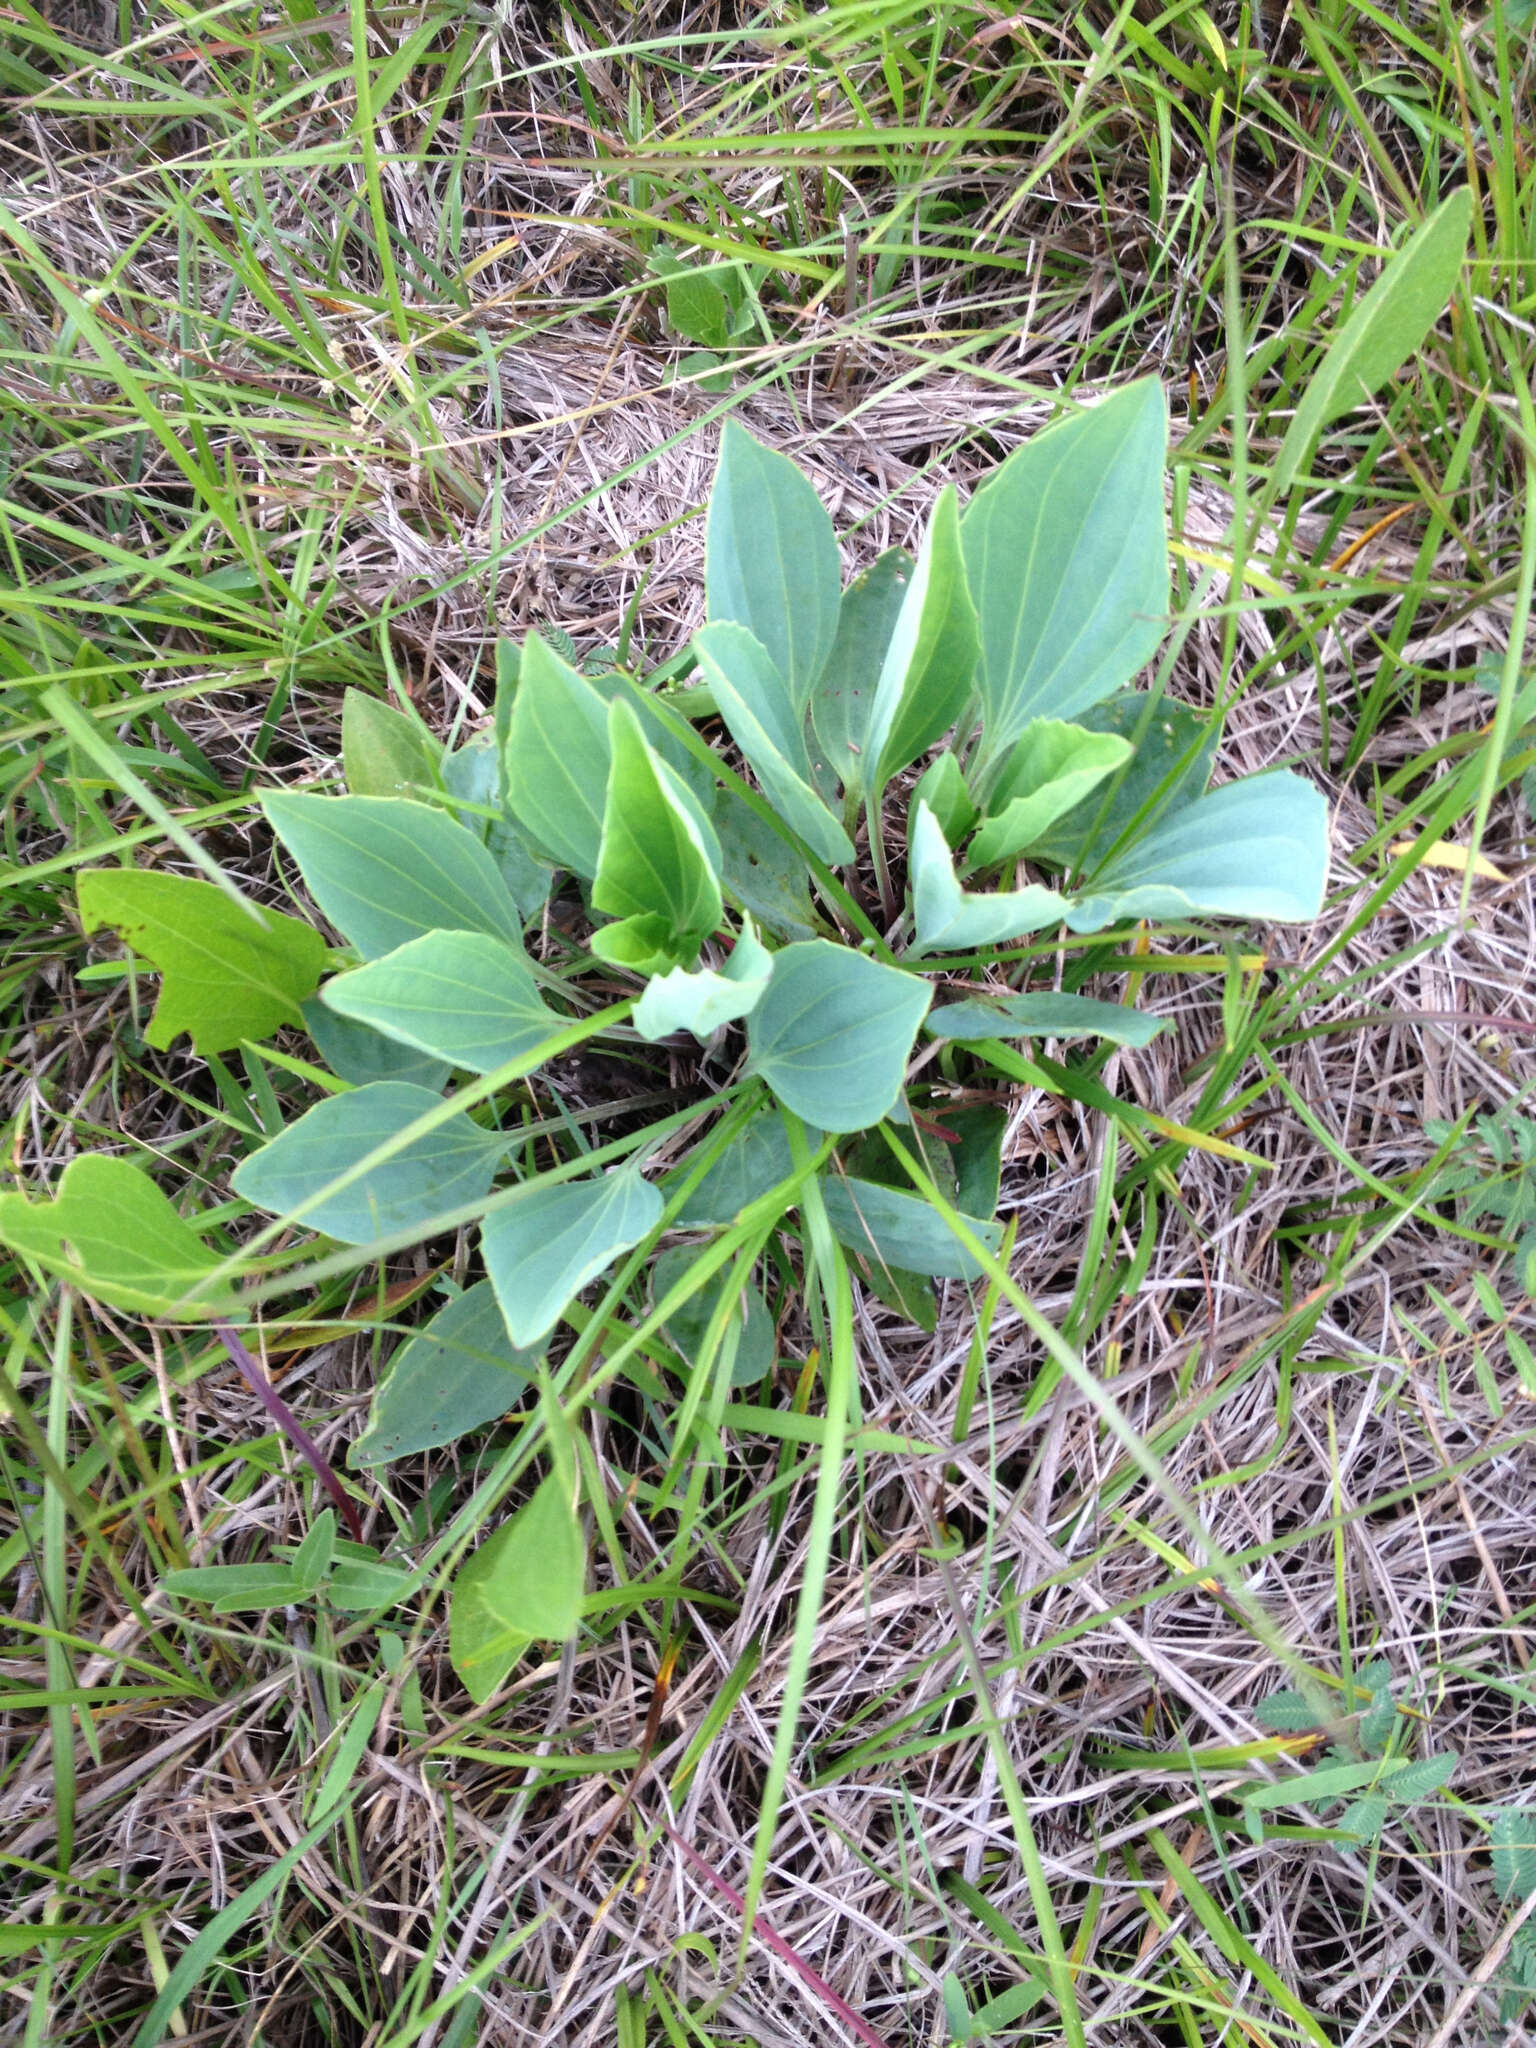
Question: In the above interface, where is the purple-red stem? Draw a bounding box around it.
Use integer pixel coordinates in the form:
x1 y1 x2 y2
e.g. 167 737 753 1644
216 1323 364 1543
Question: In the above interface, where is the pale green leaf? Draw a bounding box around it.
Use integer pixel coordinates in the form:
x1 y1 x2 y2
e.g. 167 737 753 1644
909 801 1067 955
927 990 1165 1047
652 1244 776 1390
711 786 818 938
1028 691 1217 870
440 735 553 921
341 690 441 797
321 929 556 1074
1271 188 1473 498
262 793 524 961
0 1154 223 1316
350 1282 540 1467
160 1563 312 1613
633 922 772 1041
705 419 842 710
911 751 977 847
863 485 979 793
451 1472 585 1703
593 697 723 946
692 622 855 867
747 940 931 1133
822 1175 1001 1279
78 869 326 1054
480 1166 664 1347
809 548 912 803
232 1081 504 1244
969 719 1134 867
668 1106 818 1226
301 998 450 1092
503 631 612 876
589 910 692 977
1062 774 1329 932
961 379 1169 756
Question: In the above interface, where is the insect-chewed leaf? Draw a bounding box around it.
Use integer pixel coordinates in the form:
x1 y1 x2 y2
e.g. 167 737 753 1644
0 1154 225 1316
705 419 842 710
262 792 524 962
78 869 326 1055
321 930 557 1074
232 1081 505 1244
962 379 1169 757
503 632 613 877
747 941 931 1133
451 1473 585 1703
350 1281 541 1467
480 1166 663 1348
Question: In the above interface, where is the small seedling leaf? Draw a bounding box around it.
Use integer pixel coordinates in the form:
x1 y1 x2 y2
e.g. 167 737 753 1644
451 1472 585 1703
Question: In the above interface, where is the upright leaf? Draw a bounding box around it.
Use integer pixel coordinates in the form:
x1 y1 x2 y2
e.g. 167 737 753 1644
263 793 524 962
705 419 842 709
692 622 855 867
711 786 819 938
440 735 553 921
451 1473 585 1703
863 486 980 795
503 631 612 877
911 751 977 847
961 380 1169 758
909 802 1067 955
232 1081 505 1244
350 1282 540 1467
968 720 1134 869
321 930 557 1074
341 690 441 798
78 869 326 1055
1062 773 1330 932
809 548 913 804
748 941 931 1133
592 698 723 949
480 1166 664 1348
1271 188 1473 499
0 1154 223 1316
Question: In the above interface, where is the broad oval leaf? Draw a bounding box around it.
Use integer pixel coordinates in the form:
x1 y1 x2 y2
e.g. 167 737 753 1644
633 922 772 1041
480 1165 664 1348
864 486 979 795
909 802 1067 956
1062 772 1330 932
652 1244 776 1390
969 719 1134 868
928 990 1165 1046
232 1081 505 1244
961 379 1170 756
451 1472 585 1703
341 689 441 798
692 622 855 867
78 869 327 1056
321 930 557 1075
1271 188 1472 499
350 1282 540 1467
822 1174 1002 1280
301 998 450 1092
667 1105 821 1226
705 419 842 710
593 698 723 945
748 941 931 1133
0 1154 223 1316
262 792 524 962
503 631 612 877
1029 692 1218 871
809 548 913 804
